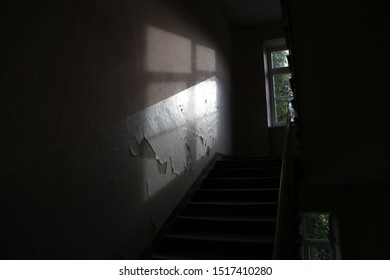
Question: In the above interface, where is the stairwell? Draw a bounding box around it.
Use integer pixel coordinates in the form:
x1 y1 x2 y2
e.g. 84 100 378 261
146 157 282 260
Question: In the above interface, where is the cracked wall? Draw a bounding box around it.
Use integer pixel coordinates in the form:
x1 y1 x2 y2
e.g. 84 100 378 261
124 77 229 200
128 137 168 175
97 77 232 259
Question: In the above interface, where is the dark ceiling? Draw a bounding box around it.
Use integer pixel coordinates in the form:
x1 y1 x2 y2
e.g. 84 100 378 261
217 0 283 26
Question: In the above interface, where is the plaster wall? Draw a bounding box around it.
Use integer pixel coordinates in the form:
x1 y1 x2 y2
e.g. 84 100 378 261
230 22 285 157
0 0 232 259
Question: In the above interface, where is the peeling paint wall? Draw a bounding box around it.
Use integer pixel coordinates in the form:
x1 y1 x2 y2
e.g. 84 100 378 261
86 77 231 259
1 0 233 259
124 77 229 199
112 77 231 258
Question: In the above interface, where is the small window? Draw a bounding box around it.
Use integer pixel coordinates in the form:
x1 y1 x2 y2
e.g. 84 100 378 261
271 50 289 69
264 39 293 127
301 212 340 260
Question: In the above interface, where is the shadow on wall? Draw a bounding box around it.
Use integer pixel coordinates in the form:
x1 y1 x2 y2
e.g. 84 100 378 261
0 0 233 259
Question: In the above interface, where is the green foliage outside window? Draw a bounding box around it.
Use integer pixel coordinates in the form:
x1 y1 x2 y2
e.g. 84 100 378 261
270 50 292 123
309 246 331 260
305 213 330 240
271 50 289 69
305 213 331 260
274 74 292 122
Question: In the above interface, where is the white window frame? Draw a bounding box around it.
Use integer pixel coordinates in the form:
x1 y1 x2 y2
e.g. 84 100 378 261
264 38 292 127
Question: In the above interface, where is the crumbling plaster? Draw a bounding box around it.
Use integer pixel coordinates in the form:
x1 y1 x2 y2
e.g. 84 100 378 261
81 77 231 258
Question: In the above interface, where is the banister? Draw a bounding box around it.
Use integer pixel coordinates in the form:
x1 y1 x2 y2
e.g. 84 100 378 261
273 101 295 259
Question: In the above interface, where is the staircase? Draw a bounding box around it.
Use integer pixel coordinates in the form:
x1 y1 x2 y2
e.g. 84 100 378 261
147 157 282 260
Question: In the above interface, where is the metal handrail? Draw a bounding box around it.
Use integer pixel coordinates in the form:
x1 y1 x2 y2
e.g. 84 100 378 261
273 102 295 259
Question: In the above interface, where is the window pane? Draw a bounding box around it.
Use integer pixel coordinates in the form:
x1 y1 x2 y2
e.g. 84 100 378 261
305 213 330 240
309 246 331 260
273 73 292 98
275 99 289 123
271 50 289 69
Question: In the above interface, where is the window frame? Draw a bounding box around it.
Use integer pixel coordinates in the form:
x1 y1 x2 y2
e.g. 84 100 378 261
264 39 292 127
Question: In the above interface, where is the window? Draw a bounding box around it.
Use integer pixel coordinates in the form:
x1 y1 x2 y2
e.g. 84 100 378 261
264 39 293 127
301 212 341 260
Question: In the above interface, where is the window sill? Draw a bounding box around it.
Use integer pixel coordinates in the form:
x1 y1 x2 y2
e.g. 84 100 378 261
269 123 286 128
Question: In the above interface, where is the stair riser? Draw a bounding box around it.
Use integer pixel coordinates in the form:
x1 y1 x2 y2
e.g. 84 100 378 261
184 204 278 217
158 238 274 260
192 190 279 202
208 168 281 178
202 178 280 189
214 160 282 169
173 219 276 235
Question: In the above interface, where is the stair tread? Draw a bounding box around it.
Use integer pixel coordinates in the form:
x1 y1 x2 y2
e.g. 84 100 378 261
150 251 272 260
216 158 281 162
149 252 211 260
205 177 280 180
149 251 268 260
188 201 278 206
214 160 281 167
165 232 275 243
213 167 281 170
207 179 280 184
197 188 279 192
177 215 276 222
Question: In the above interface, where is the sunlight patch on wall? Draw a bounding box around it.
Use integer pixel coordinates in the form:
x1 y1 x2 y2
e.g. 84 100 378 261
195 44 216 72
145 26 192 73
126 77 220 201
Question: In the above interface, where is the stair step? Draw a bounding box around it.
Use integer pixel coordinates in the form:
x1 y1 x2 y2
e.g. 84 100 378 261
165 232 274 243
214 159 281 169
149 252 237 260
177 215 276 222
197 188 279 192
208 167 281 178
151 243 272 260
178 215 276 222
192 188 279 202
202 177 280 189
153 233 275 259
188 201 277 206
173 216 276 235
184 201 278 217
